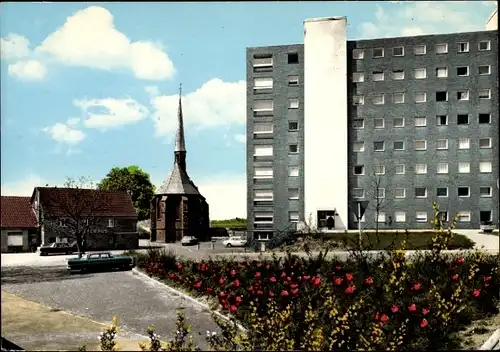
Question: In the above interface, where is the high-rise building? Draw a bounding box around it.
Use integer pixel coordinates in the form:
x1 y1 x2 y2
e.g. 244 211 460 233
246 16 498 239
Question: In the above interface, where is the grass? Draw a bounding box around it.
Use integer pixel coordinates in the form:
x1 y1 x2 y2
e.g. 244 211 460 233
211 218 247 229
1 291 148 351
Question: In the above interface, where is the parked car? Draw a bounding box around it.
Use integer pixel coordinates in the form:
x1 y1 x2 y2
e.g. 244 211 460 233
181 236 199 246
222 236 247 248
67 252 135 273
39 242 78 256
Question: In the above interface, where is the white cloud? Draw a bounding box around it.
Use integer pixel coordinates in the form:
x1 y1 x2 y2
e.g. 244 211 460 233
34 6 175 80
74 97 149 130
150 78 246 137
0 33 31 59
358 2 495 39
7 60 47 80
0 175 53 196
42 121 86 145
234 134 246 144
145 85 160 97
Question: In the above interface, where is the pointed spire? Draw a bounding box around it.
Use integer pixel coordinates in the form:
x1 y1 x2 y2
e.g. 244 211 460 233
175 83 186 152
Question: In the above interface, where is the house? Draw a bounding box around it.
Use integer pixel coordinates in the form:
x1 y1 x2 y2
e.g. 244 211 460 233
1 196 39 253
32 187 139 250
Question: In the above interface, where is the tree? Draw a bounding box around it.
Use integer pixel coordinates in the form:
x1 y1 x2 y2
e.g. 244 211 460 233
98 165 155 221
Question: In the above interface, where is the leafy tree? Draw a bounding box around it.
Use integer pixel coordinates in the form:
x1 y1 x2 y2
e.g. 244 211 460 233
98 165 155 221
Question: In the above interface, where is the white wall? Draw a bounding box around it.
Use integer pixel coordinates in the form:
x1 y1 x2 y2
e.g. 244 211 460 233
303 17 348 230
485 8 498 30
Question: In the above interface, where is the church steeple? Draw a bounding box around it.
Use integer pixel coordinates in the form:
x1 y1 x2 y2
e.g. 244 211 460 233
174 84 187 172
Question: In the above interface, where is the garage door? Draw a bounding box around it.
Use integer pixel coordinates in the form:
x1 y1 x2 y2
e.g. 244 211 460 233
7 232 23 246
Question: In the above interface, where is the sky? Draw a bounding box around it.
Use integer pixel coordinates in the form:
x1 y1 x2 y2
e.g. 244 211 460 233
0 1 497 220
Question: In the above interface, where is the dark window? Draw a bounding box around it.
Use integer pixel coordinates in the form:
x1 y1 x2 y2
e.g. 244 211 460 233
437 115 448 125
373 48 384 58
436 187 448 197
288 121 298 131
480 211 492 223
288 53 299 64
415 187 427 197
438 211 448 222
479 113 491 124
457 114 469 124
456 66 469 76
436 91 448 102
289 144 298 153
394 141 404 150
353 165 364 175
458 187 470 197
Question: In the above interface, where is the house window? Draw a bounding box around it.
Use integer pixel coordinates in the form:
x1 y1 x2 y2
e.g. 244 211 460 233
254 190 273 202
480 186 492 197
479 113 491 124
457 42 469 53
288 188 299 200
458 162 470 174
438 212 449 222
395 164 405 174
288 166 299 177
392 69 404 80
479 162 492 173
394 212 406 222
353 165 365 175
414 68 427 79
254 167 273 179
437 187 448 197
414 116 427 127
288 98 299 109
414 45 426 55
457 114 469 124
289 144 299 153
373 94 385 105
458 187 470 197
416 212 428 223
253 77 273 90
253 100 273 113
254 213 273 223
374 118 385 129
437 115 448 125
415 164 427 174
376 188 386 199
414 140 427 151
436 163 448 174
289 212 299 222
394 188 406 199
393 46 404 56
456 66 469 76
457 211 471 223
288 75 299 86
478 65 491 75
373 141 385 151
478 40 491 51
393 92 405 104
393 117 404 128
353 49 364 59
352 72 364 82
478 89 491 99
435 43 448 54
436 139 448 150
479 138 492 149
436 67 448 78
436 91 448 102
108 218 115 228
254 145 273 157
457 90 469 101
254 122 273 134
253 55 273 68
352 188 365 199
372 71 384 81
480 211 492 224
415 187 427 198
414 92 426 103
373 48 384 58
288 121 298 131
353 142 365 152
376 212 386 223
394 141 405 151
374 165 385 175
353 95 364 105
353 119 364 129
288 53 299 64
458 137 470 149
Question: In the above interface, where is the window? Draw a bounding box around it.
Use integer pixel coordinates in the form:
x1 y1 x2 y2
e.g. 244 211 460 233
458 162 470 174
479 138 492 149
353 72 364 82
480 186 492 197
374 165 385 175
373 94 385 105
288 98 299 109
436 91 448 102
288 75 299 86
289 166 299 177
436 139 448 150
479 113 491 124
416 212 428 223
353 165 365 175
353 142 365 152
374 118 385 128
254 212 273 223
253 100 273 112
254 190 273 202
289 144 298 153
478 89 491 99
393 92 405 104
253 77 273 90
458 187 470 197
253 55 273 68
392 69 404 80
437 115 448 125
288 188 299 200
437 187 448 197
288 211 299 222
352 188 365 199
436 163 449 174
254 122 273 134
376 188 386 199
457 114 469 124
435 43 448 54
436 67 448 78
415 92 426 103
393 46 404 56
480 162 492 173
414 140 427 150
107 218 114 228
457 42 469 53
478 40 491 51
393 117 405 128
288 121 298 131
458 137 470 149
415 187 427 198
376 212 386 223
414 68 426 79
414 45 426 55
254 167 273 179
457 211 471 223
288 53 299 64
415 164 427 174
254 145 273 157
438 212 449 222
373 141 385 151
394 188 406 199
372 71 384 81
373 48 384 58
394 141 405 151
353 119 364 129
456 66 469 76
478 65 491 75
395 164 405 174
457 90 469 101
353 95 364 105
414 116 427 127
480 211 492 224
394 212 406 222
353 49 364 59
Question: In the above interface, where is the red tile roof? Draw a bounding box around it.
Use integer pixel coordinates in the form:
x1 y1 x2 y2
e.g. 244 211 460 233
1 196 38 229
35 187 137 218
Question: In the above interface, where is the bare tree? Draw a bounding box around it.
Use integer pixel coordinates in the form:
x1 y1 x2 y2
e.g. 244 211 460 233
39 177 112 258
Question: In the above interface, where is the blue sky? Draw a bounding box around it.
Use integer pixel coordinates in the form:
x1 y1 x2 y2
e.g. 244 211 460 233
0 1 496 219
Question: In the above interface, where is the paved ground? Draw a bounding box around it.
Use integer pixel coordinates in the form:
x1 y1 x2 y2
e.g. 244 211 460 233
453 230 499 250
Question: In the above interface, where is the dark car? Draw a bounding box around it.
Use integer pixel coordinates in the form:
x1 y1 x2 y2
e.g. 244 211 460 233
39 242 80 256
67 252 135 273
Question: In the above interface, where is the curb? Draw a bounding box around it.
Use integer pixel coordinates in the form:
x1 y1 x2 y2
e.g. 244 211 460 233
131 268 247 333
480 328 500 350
